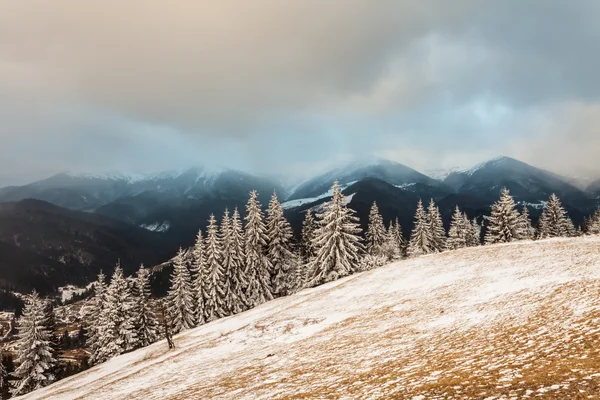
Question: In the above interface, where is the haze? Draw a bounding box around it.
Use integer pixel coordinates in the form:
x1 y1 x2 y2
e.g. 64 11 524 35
1 0 600 185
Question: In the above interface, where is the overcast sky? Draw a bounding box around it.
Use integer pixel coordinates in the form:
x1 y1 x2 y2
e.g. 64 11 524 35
1 0 600 185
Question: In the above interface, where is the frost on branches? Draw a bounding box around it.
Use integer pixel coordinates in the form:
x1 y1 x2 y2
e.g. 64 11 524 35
484 188 520 244
408 199 432 257
167 248 196 333
220 209 240 316
229 208 248 314
308 181 363 286
244 190 274 308
132 264 159 348
447 206 468 250
301 209 317 264
427 199 446 253
191 230 206 325
12 291 56 396
366 201 387 257
517 206 534 240
87 271 107 365
537 194 574 239
266 192 297 297
204 214 228 321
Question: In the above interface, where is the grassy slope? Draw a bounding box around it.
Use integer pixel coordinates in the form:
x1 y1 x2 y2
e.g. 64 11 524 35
19 237 600 399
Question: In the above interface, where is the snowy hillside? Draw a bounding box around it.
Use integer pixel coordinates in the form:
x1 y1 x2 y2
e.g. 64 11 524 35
19 236 600 399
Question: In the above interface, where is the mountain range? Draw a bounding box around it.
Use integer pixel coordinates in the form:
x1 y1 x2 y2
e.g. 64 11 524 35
0 156 598 293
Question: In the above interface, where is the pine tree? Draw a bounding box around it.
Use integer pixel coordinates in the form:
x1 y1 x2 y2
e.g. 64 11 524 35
220 209 240 316
0 348 9 399
167 248 195 333
229 208 248 314
244 191 274 308
132 264 159 348
266 192 296 297
191 229 206 325
100 264 137 358
587 209 600 235
517 206 534 240
366 201 387 257
466 217 481 247
427 199 446 252
204 214 227 321
87 272 109 365
537 194 573 239
301 210 317 263
447 206 467 250
381 222 401 261
308 181 363 286
390 217 406 257
12 291 56 396
485 188 520 244
408 199 432 257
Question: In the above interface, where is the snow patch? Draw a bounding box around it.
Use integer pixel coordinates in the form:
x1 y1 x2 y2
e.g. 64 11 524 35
139 221 171 232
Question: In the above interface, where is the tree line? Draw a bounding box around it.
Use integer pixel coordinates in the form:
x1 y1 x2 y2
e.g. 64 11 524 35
3 183 599 397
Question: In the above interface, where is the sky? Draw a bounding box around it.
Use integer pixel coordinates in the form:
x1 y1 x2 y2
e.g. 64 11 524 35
1 0 600 185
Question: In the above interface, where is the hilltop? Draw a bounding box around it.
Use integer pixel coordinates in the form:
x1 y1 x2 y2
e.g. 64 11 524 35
19 236 600 399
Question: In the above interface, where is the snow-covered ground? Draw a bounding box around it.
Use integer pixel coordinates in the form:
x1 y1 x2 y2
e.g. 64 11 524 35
19 236 600 399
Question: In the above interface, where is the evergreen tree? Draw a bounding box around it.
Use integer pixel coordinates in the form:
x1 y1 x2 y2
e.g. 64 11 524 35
132 264 159 348
204 214 227 321
517 206 534 240
0 348 9 400
587 209 600 235
537 194 573 239
447 206 467 250
301 210 317 263
87 272 108 365
308 181 363 286
229 208 248 314
381 222 401 262
191 230 206 325
244 191 274 307
220 209 239 315
366 201 387 257
466 217 481 247
427 199 446 252
167 248 195 333
12 291 56 396
266 192 296 297
390 217 406 257
100 264 137 358
407 199 432 257
484 188 520 244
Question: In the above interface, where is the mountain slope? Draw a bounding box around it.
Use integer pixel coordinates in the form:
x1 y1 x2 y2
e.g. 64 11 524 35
288 157 453 201
0 199 178 293
444 156 591 207
21 236 600 399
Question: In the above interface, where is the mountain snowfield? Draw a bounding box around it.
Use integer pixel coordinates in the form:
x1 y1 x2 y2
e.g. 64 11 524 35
17 236 600 399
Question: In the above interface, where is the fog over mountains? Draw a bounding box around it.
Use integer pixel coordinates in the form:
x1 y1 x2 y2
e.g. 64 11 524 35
0 155 598 293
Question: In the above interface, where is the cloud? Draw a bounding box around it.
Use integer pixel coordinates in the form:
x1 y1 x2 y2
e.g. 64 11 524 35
1 0 600 184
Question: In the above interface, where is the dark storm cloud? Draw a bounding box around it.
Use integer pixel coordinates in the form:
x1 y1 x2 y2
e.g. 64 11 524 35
1 0 600 184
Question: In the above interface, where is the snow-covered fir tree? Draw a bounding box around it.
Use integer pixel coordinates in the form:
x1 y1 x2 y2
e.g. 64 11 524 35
407 199 432 257
244 190 274 308
517 206 534 240
100 264 137 358
301 209 317 264
229 208 248 314
167 248 196 333
308 181 363 286
484 188 520 244
586 209 600 235
266 192 296 297
0 347 8 399
132 264 159 348
390 217 406 257
537 194 573 239
427 199 446 252
219 209 240 316
87 272 108 365
381 222 401 262
466 217 481 247
191 229 206 325
447 206 467 250
366 201 387 257
12 291 56 396
203 214 227 321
